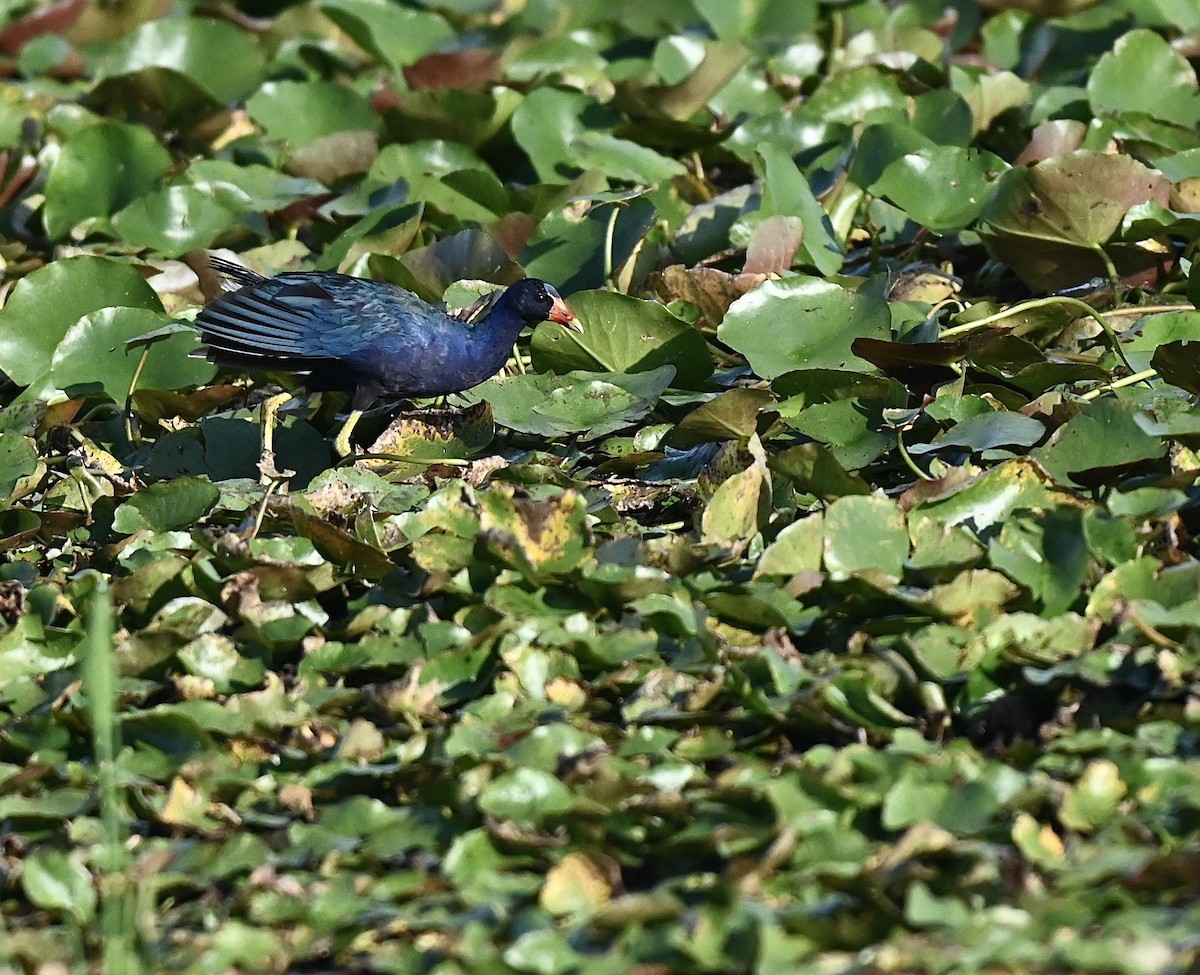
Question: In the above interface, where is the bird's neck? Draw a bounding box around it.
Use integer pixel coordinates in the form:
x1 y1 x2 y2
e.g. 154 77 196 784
461 303 528 376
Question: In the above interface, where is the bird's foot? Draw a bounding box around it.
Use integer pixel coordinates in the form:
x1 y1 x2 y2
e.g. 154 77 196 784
332 407 366 459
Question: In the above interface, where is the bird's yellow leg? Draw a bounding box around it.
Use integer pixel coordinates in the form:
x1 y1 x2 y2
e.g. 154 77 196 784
259 390 294 484
333 409 364 457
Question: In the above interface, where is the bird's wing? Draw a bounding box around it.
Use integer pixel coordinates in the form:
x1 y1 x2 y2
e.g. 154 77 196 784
209 257 267 290
198 274 354 364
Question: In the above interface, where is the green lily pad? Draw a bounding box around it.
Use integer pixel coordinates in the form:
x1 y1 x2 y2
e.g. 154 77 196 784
318 0 454 71
667 388 775 447
43 121 172 239
824 495 909 578
112 477 220 534
751 143 843 275
872 147 1009 234
462 366 674 440
1033 399 1167 487
511 87 683 184
908 411 1045 455
1088 28 1200 128
93 17 264 105
246 80 379 149
0 432 38 503
111 186 240 256
717 276 890 379
531 290 713 388
0 257 162 399
50 307 215 402
479 768 573 824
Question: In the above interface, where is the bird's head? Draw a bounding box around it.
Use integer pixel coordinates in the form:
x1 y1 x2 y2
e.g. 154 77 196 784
506 279 579 331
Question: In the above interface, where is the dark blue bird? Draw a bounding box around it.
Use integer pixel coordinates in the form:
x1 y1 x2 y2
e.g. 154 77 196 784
195 258 576 465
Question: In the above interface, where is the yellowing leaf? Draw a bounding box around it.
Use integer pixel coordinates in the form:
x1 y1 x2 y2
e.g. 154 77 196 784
540 852 617 916
1012 811 1065 870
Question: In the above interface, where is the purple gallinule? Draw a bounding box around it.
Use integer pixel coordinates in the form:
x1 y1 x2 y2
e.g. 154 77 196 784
195 258 577 470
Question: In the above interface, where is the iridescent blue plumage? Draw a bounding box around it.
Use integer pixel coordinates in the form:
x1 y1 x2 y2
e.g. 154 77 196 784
196 258 576 460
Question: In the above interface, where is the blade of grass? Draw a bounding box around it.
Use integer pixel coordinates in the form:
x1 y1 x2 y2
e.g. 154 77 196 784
85 582 141 975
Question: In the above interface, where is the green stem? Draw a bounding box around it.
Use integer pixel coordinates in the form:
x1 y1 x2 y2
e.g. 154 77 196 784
1078 367 1158 401
123 345 152 446
939 295 1137 375
896 429 934 482
86 583 140 974
603 203 620 290
1090 242 1121 293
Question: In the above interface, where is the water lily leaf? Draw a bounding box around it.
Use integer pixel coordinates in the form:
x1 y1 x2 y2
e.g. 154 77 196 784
755 513 823 578
781 396 892 471
464 366 674 440
882 770 1002 835
1060 758 1123 835
572 130 686 184
850 122 938 189
1033 399 1166 487
910 458 1074 530
1123 310 1200 372
318 0 454 71
986 611 1094 667
110 478 215 536
908 411 1045 455
479 484 588 578
1088 28 1200 128
247 80 378 149
400 229 522 300
988 509 1089 615
1151 341 1200 395
718 276 890 379
960 70 1031 135
771 442 871 500
540 852 615 916
361 402 494 480
50 307 215 402
43 120 171 239
0 256 162 397
506 35 609 84
824 495 909 578
744 214 805 275
692 0 816 44
1012 812 1066 870
531 290 713 388
182 160 329 215
503 930 581 975
0 432 38 504
701 462 768 546
479 768 573 824
92 17 264 104
522 192 657 295
290 508 395 580
667 388 775 447
872 147 1009 233
111 186 240 256
21 850 96 924
319 202 424 273
754 143 843 275
637 39 750 121
977 150 1170 291
512 86 682 184
343 141 504 225
909 521 987 576
826 677 916 731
